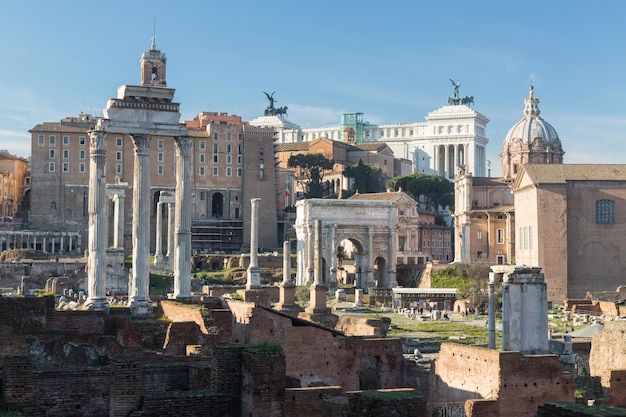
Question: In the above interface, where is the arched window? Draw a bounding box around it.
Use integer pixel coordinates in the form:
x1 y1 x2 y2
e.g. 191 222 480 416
596 199 615 224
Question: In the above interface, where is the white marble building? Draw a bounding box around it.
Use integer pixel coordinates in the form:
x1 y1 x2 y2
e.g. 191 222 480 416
250 93 489 180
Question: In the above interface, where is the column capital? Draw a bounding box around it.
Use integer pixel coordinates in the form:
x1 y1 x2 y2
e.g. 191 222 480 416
130 134 150 155
174 136 194 157
89 130 107 152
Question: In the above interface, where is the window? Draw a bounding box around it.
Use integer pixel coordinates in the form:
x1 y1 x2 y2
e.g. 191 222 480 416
199 141 206 150
238 144 243 154
79 163 85 173
477 231 482 240
63 136 70 145
49 149 55 159
213 167 218 176
227 144 232 154
116 151 122 160
497 229 504 244
237 155 243 164
213 154 218 163
200 191 205 201
79 150 86 160
63 149 69 159
38 135 44 146
49 135 56 145
50 201 57 210
49 162 55 172
529 226 534 250
226 167 232 176
116 137 123 147
259 147 264 156
238 133 244 141
157 152 164 162
158 139 164 149
116 164 122 174
199 166 205 175
63 162 69 172
596 199 615 224
199 154 205 163
213 132 218 140
157 165 163 175
79 136 86 145
226 155 232 164
213 143 218 153
227 133 232 141
237 167 243 177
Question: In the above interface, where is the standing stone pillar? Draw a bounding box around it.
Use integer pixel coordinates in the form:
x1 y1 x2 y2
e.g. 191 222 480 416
85 130 109 311
306 223 314 285
308 220 326 310
276 240 300 315
488 276 496 349
301 220 338 328
129 135 152 314
246 198 261 289
154 200 164 264
107 183 128 251
173 137 193 299
366 226 376 291
167 200 175 266
501 282 510 351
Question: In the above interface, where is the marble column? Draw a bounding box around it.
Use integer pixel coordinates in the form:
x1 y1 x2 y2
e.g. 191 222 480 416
246 198 261 289
488 278 496 349
129 135 152 314
174 137 193 299
107 183 127 251
305 220 331 316
167 200 175 266
276 240 298 313
154 201 164 264
85 130 109 311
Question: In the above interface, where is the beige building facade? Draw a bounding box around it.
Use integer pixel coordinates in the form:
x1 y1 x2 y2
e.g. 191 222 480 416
0 150 29 218
513 164 626 303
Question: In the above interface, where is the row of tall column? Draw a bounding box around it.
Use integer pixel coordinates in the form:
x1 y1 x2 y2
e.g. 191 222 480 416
0 232 78 253
85 130 194 313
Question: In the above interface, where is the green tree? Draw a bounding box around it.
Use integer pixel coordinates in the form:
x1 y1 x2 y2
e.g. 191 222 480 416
342 159 386 194
431 264 494 310
288 153 335 198
386 173 454 217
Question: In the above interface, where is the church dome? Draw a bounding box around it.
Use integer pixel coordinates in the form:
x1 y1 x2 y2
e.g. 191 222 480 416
503 85 561 149
500 85 564 181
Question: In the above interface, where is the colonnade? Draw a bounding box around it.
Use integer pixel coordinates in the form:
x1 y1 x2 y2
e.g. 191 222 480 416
433 143 486 178
0 231 79 254
84 128 193 313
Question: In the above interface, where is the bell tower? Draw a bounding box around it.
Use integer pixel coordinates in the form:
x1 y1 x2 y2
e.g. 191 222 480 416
140 36 167 86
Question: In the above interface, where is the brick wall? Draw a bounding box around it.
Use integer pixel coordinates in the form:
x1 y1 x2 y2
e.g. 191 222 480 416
431 343 574 417
285 386 344 417
241 350 286 417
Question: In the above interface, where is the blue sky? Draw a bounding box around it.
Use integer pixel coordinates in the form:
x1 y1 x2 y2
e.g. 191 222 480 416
1 1 626 176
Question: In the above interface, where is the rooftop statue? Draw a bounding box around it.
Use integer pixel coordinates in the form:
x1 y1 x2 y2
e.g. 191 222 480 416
447 79 474 107
263 91 289 118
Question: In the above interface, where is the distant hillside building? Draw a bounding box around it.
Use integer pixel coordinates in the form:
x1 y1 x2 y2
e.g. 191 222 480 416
252 84 489 180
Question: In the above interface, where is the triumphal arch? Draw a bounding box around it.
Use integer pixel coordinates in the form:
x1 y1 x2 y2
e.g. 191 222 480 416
295 191 421 291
